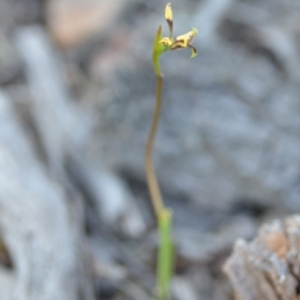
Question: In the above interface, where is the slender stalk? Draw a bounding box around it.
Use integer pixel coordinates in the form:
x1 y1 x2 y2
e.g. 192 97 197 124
145 74 164 219
145 72 174 300
145 4 198 298
145 24 174 300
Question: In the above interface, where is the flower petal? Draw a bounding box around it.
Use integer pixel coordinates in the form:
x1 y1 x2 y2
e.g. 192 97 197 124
188 44 197 58
175 28 198 46
165 3 173 38
170 39 187 50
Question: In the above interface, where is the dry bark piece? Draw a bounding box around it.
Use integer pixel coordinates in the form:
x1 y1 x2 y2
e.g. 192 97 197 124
0 90 81 300
224 215 300 300
15 25 146 238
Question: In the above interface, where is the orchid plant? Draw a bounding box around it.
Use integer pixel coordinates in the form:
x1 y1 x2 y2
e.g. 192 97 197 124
159 3 198 58
144 3 197 300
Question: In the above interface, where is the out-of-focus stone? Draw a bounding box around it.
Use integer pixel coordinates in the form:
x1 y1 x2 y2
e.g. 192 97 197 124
87 0 300 214
175 216 257 263
0 267 14 300
171 276 199 300
46 0 128 48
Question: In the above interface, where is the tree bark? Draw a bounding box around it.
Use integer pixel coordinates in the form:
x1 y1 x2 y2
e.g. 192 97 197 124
224 215 300 300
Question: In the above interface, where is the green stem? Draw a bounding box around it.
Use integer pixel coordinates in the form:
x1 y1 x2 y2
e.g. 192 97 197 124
157 209 174 300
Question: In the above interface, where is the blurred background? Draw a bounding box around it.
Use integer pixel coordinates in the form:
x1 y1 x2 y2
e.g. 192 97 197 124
0 0 300 299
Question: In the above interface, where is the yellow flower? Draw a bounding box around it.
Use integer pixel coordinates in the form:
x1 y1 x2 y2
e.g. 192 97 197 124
159 37 173 47
159 3 198 58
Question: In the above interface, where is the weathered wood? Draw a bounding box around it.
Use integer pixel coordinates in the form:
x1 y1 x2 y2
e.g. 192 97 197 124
224 215 300 300
14 25 146 238
0 91 80 300
14 25 93 174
